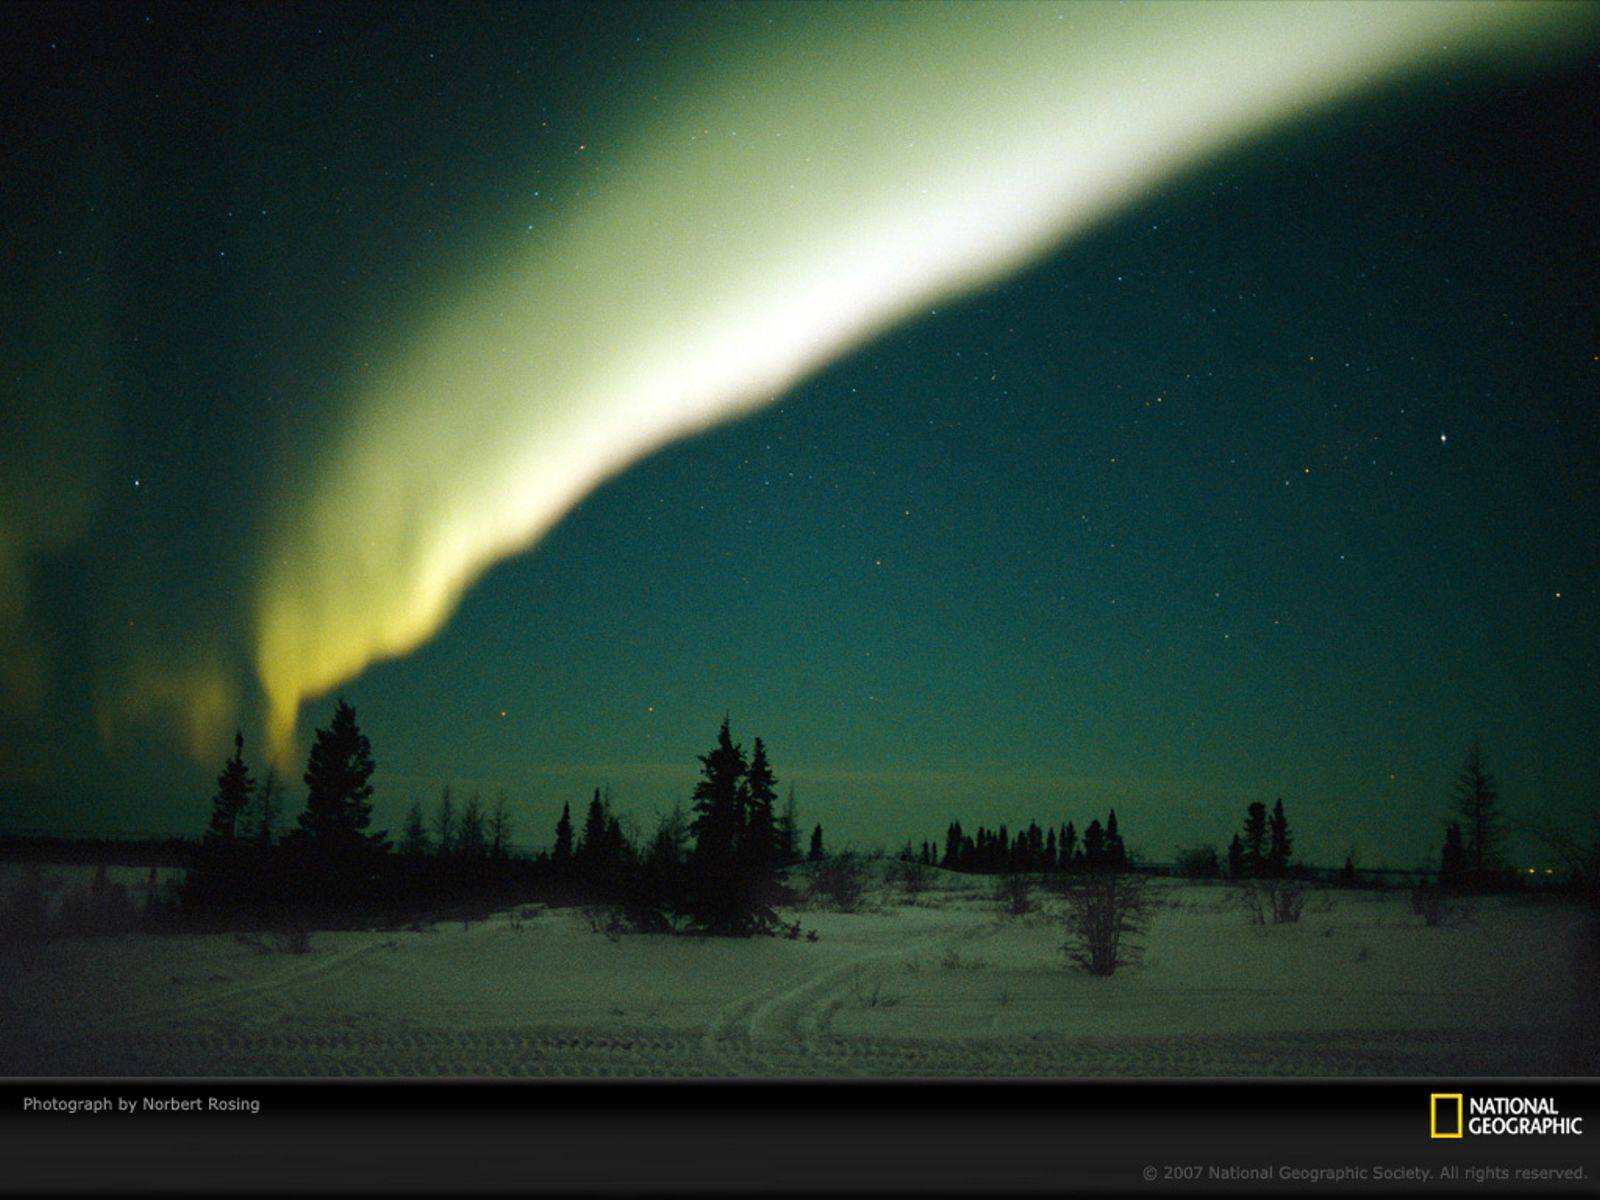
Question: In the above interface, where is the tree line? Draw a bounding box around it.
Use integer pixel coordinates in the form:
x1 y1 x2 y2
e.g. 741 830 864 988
185 706 829 936
902 811 1133 876
182 704 1551 939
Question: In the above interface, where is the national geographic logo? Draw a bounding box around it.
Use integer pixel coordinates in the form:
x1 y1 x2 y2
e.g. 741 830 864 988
1431 1093 1585 1138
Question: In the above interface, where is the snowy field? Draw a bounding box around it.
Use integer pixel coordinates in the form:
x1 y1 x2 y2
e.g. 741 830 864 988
2 868 1593 1078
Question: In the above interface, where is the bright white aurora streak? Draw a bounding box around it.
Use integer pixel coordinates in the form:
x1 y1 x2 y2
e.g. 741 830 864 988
253 0 1593 755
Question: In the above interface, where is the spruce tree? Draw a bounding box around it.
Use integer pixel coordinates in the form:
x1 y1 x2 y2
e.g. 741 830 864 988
944 821 963 868
1241 801 1268 877
291 699 384 898
577 788 610 888
1450 738 1503 889
604 812 632 876
253 766 281 848
400 801 429 856
206 731 255 843
1227 834 1245 879
552 801 574 869
687 718 752 933
1083 818 1105 869
457 793 488 858
1267 799 1292 877
640 806 688 917
809 823 825 862
295 699 381 851
776 785 800 867
744 737 779 882
1105 810 1126 871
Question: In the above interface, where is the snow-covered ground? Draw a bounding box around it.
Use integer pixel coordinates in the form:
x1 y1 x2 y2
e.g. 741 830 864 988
2 869 1592 1077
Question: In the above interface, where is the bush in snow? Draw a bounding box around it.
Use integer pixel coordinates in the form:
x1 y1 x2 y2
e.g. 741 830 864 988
1061 868 1152 976
994 873 1034 917
1234 878 1305 926
809 851 867 913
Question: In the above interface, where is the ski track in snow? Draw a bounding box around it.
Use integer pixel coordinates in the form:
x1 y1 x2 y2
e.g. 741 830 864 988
5 891 1588 1079
9 926 1572 1079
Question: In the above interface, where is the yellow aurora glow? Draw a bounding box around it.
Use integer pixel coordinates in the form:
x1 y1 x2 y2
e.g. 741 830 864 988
252 0 1593 756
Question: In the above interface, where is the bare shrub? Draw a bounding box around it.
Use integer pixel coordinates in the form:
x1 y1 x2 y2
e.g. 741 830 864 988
994 873 1034 917
583 905 628 941
1062 870 1153 976
810 852 867 913
1269 881 1306 924
1234 878 1305 925
887 856 931 900
1412 883 1442 927
1409 883 1475 928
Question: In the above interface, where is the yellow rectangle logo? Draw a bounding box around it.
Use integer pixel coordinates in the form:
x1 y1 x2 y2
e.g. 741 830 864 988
1431 1093 1464 1139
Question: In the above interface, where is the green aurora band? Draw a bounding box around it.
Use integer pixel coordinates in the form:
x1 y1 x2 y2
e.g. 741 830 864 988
53 2 1592 758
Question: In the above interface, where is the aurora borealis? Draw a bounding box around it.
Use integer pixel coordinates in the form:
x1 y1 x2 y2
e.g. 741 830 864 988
2 2 1597 865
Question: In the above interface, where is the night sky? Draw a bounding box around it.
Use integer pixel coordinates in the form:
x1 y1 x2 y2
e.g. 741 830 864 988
2 2 1596 869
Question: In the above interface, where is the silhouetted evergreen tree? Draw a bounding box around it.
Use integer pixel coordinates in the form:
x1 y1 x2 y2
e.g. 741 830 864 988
776 785 800 866
744 737 780 888
686 719 750 933
1241 801 1268 877
1450 738 1503 889
604 813 632 875
1338 855 1358 887
1105 810 1127 871
251 766 282 848
186 731 257 911
809 823 825 862
400 802 429 857
1083 818 1105 869
635 806 688 924
575 788 616 892
1267 798 1293 877
206 731 255 843
1045 827 1057 870
288 698 385 901
552 802 574 870
943 821 963 868
457 793 488 858
1061 822 1077 871
1227 834 1245 879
